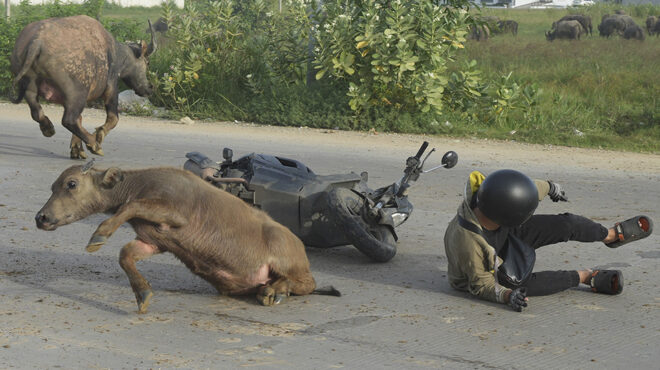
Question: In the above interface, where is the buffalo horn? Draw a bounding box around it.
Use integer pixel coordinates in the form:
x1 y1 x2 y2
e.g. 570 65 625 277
146 20 157 56
81 159 96 174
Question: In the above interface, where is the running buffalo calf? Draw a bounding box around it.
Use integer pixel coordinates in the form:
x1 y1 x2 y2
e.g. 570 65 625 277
35 163 339 313
11 15 156 159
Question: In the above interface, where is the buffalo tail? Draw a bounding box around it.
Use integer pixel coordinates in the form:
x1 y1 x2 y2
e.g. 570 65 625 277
10 77 28 104
11 40 41 104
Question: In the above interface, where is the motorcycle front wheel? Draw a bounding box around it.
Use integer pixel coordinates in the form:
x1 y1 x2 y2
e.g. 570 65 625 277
327 188 397 262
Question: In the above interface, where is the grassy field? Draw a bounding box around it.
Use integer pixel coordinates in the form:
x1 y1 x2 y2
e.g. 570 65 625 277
101 2 162 22
457 6 660 152
1 2 657 153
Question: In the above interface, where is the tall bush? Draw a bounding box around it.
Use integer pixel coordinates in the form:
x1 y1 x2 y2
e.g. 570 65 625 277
150 0 324 118
314 0 472 114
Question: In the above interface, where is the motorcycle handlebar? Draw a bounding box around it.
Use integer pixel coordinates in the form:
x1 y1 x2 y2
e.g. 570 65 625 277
414 141 429 159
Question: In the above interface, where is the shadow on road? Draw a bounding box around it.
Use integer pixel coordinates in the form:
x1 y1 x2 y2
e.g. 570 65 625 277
0 139 69 160
0 244 218 315
305 245 469 298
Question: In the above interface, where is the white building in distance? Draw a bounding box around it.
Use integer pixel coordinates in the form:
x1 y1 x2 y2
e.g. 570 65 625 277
7 0 184 7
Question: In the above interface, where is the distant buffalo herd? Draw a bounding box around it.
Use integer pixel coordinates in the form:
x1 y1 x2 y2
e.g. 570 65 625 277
468 10 659 42
468 16 517 41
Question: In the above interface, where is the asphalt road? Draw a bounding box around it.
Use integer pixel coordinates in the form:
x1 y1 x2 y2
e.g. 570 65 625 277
1 102 659 369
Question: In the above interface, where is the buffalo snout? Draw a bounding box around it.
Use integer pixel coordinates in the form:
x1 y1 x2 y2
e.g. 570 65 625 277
135 84 153 97
35 210 58 230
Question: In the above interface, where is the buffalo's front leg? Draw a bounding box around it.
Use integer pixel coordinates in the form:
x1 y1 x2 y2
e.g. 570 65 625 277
119 239 162 314
87 199 187 252
24 79 55 137
69 135 87 160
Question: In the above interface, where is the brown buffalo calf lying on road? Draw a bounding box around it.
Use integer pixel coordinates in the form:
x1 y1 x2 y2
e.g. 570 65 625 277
35 162 338 313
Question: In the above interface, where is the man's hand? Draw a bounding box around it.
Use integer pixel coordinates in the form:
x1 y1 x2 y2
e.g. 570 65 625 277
507 288 528 312
548 181 568 202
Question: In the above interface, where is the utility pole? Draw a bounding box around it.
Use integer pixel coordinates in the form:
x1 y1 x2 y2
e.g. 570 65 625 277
4 0 10 20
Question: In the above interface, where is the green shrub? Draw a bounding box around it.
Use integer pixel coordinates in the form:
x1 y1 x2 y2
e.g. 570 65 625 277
149 0 537 131
314 0 472 114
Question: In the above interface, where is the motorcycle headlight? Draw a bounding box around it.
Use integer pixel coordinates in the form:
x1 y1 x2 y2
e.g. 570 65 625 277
391 212 409 227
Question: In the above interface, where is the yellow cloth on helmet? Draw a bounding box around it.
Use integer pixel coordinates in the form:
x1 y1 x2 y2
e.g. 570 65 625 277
469 171 486 195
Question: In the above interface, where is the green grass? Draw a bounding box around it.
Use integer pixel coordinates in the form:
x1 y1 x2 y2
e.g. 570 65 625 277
1 3 658 153
100 2 162 22
455 7 660 152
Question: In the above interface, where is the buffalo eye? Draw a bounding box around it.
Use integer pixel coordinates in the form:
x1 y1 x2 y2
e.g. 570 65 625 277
66 180 77 190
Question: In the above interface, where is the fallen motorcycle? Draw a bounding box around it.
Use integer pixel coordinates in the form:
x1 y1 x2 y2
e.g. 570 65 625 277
183 142 457 262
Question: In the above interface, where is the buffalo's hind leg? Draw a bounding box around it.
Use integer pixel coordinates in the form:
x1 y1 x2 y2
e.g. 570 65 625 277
119 239 162 314
257 270 316 306
61 99 103 156
24 79 55 137
95 91 119 147
256 225 316 306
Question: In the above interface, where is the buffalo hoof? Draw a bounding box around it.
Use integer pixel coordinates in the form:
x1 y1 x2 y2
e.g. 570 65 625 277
136 289 153 314
39 120 55 137
257 286 288 306
86 142 104 157
86 235 107 252
94 127 106 145
70 145 87 160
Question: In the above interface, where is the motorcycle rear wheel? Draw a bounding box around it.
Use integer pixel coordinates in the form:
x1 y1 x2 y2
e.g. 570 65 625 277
327 188 397 262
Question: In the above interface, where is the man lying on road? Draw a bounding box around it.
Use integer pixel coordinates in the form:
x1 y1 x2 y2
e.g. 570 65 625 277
444 169 653 312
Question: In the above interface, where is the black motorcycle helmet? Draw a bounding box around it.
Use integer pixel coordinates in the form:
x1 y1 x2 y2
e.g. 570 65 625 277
476 169 539 227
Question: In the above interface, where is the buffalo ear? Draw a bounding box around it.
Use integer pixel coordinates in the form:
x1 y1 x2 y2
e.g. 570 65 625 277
127 43 142 58
102 168 124 188
140 40 149 58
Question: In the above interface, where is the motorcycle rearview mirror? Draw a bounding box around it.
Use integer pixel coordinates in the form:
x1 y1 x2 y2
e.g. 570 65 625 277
441 151 458 169
422 150 458 173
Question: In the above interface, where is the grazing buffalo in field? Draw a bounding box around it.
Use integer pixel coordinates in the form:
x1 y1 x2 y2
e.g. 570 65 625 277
481 15 501 30
546 20 585 41
599 14 643 38
35 163 339 313
623 24 645 40
646 16 658 36
598 16 627 38
497 20 519 36
617 14 637 28
553 14 592 35
151 17 169 33
468 24 490 41
11 15 156 159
